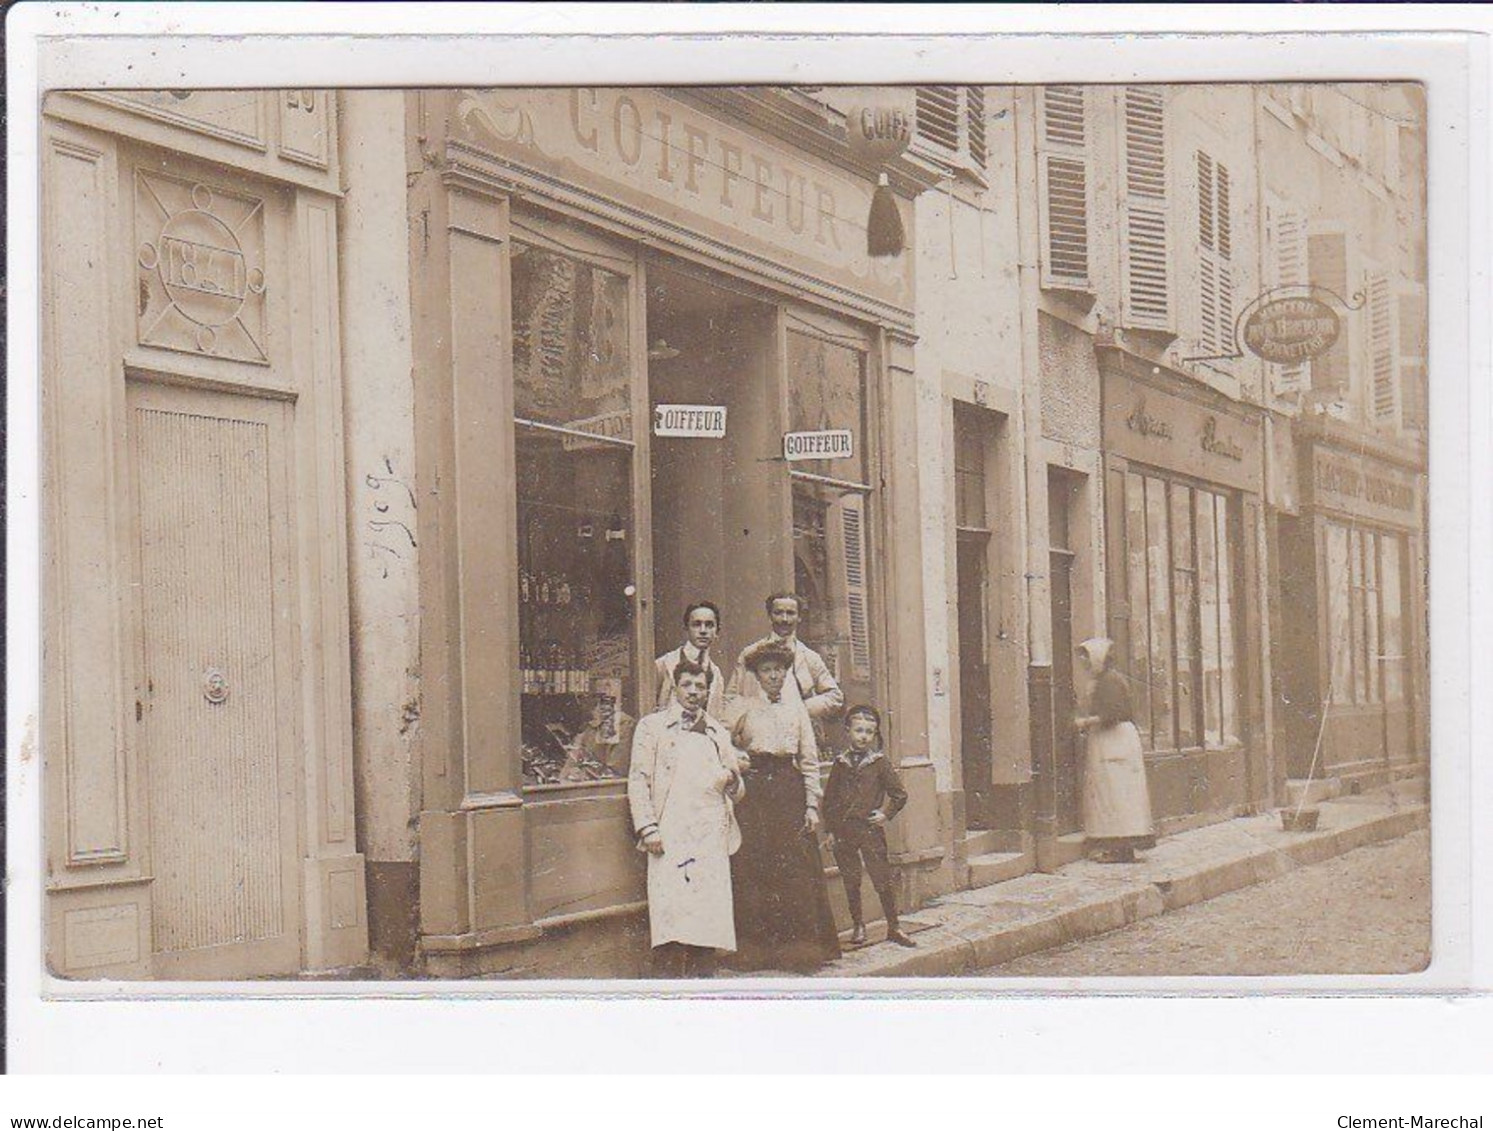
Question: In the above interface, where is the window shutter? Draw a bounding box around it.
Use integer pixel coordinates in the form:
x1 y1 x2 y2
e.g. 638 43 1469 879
1039 85 1091 290
915 86 962 155
1367 272 1398 425
966 85 988 169
1266 197 1310 394
1121 87 1171 330
1397 284 1428 433
1195 150 1234 359
837 494 872 681
1307 231 1350 392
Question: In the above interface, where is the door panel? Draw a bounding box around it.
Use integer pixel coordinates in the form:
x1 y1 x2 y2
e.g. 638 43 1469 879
1050 551 1082 834
130 379 302 978
957 533 993 828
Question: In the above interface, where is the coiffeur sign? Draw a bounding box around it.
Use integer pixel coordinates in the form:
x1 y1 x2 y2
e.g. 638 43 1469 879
1242 296 1341 364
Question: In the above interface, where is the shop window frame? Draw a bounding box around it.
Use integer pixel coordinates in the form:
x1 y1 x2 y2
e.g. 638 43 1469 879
1118 461 1245 758
780 308 887 736
508 211 655 796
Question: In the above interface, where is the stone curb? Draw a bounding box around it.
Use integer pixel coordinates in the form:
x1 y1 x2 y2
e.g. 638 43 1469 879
821 801 1428 979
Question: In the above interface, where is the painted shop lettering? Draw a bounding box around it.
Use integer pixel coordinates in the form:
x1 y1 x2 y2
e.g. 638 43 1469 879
1200 416 1244 461
1316 459 1415 512
569 89 843 249
1126 398 1173 440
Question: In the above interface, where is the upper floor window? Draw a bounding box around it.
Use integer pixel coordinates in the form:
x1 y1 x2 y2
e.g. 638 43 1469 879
1038 85 1091 291
914 86 988 176
1195 149 1235 366
1121 86 1171 332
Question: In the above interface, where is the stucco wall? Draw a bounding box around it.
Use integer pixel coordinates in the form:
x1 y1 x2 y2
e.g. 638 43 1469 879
339 91 423 867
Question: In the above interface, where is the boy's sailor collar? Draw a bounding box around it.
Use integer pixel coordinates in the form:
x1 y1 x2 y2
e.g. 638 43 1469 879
836 748 885 767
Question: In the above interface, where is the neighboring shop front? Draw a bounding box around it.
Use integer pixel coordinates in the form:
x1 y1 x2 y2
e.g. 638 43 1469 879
1099 351 1271 833
41 91 366 978
1273 417 1427 790
404 88 939 976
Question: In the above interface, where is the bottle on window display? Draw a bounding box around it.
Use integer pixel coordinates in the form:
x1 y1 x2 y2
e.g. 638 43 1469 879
520 568 531 606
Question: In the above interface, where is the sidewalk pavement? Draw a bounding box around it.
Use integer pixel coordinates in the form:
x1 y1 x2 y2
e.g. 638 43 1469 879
816 783 1427 978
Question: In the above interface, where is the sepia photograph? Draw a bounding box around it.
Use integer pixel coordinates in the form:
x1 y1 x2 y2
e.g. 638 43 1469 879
36 76 1432 985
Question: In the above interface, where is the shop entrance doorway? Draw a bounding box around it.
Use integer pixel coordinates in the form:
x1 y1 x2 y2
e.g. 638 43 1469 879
1048 469 1084 836
645 261 781 690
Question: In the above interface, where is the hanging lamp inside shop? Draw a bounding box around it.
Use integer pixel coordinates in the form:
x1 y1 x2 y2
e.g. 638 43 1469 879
843 87 915 258
647 339 681 361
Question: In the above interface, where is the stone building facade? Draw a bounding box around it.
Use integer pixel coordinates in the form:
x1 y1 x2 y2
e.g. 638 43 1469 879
40 83 1428 980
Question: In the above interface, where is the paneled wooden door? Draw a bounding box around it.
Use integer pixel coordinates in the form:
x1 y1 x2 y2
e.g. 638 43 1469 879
128 378 303 979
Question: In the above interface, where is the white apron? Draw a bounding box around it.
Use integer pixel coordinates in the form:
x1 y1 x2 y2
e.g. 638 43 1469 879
646 730 738 951
1082 719 1154 839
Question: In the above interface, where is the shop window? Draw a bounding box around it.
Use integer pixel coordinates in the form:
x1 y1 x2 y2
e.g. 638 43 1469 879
787 331 875 721
1123 473 1153 748
1324 523 1353 705
1379 536 1406 703
1325 520 1405 709
1124 471 1241 751
512 241 638 787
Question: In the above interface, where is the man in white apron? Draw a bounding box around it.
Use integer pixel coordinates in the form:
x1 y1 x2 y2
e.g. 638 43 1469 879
628 658 745 978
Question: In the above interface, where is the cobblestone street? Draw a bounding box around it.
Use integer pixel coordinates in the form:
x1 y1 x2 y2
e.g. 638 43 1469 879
982 828 1431 977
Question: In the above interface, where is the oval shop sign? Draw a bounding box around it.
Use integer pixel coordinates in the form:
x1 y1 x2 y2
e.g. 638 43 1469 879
1242 296 1341 365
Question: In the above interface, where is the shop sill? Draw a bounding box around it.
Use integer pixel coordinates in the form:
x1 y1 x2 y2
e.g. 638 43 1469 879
421 923 544 953
1143 743 1245 762
533 900 648 933
523 779 628 802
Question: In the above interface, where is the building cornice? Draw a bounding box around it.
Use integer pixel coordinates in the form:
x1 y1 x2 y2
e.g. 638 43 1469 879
1292 411 1428 472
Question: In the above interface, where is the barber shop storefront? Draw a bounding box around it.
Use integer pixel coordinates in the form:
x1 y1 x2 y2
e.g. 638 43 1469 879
407 88 939 976
1100 354 1270 833
1272 420 1427 791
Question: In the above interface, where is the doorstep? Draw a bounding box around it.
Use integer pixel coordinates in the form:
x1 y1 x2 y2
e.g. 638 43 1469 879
816 786 1428 979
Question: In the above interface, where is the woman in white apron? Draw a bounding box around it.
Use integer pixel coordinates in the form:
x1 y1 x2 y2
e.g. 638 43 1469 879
628 660 745 977
1074 638 1155 863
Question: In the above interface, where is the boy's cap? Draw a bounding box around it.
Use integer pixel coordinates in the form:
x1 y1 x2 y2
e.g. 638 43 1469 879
743 640 795 673
845 704 882 729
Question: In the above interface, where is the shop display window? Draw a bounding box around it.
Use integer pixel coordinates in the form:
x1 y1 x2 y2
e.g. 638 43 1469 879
1325 520 1405 708
1124 470 1241 751
1380 537 1406 703
512 240 638 788
1325 523 1354 705
787 329 870 484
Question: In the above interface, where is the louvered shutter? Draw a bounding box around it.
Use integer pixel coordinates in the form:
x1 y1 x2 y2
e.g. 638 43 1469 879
966 85 988 169
1266 196 1310 394
1308 231 1350 392
1366 273 1398 425
835 494 872 681
1121 87 1171 330
915 86 962 155
1039 85 1091 290
1397 284 1428 433
1196 151 1235 359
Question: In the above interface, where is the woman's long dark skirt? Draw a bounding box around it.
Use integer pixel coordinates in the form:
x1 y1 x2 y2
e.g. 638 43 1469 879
731 756 840 972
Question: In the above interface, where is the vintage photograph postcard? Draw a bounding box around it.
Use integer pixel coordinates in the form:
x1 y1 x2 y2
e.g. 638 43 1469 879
33 74 1436 985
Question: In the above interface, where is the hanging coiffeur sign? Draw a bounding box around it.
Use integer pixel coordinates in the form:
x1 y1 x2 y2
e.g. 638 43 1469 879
783 429 854 462
653 404 727 438
843 87 915 258
1242 296 1341 364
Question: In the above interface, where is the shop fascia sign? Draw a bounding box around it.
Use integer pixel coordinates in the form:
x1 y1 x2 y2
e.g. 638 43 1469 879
783 429 854 461
1180 284 1362 366
653 404 727 438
